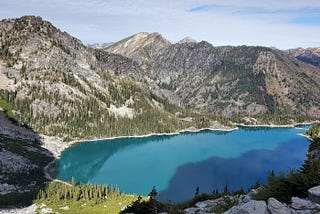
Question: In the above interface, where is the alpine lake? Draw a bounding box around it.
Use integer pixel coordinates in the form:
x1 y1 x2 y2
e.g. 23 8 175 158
57 126 311 203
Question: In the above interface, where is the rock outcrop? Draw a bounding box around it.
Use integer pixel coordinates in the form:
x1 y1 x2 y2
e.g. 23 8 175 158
268 198 291 214
184 186 320 214
308 186 320 204
224 200 268 214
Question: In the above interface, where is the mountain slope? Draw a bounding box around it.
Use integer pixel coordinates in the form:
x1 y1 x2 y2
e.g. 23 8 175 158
106 33 320 118
0 16 194 140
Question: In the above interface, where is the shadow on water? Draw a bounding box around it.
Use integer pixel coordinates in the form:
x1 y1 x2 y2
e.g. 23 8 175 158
57 129 232 183
157 138 310 203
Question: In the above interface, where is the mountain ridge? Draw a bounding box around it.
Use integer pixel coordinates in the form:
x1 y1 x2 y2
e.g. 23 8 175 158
105 32 320 117
0 16 319 142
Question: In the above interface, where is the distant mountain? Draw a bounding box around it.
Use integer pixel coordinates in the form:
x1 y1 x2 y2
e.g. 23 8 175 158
177 37 197 44
106 33 320 117
105 32 171 71
285 47 320 67
87 42 114 49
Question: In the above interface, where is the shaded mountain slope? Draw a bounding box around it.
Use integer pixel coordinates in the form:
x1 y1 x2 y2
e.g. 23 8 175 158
286 47 320 67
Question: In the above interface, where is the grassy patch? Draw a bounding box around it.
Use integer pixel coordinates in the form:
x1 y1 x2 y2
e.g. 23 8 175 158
35 194 144 214
0 99 15 120
34 181 147 214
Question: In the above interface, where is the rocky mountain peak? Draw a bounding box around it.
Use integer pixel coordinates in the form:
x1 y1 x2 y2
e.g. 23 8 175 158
105 32 171 67
177 36 197 44
106 32 171 54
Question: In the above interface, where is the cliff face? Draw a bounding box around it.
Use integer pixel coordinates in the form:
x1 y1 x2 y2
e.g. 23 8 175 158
106 34 320 117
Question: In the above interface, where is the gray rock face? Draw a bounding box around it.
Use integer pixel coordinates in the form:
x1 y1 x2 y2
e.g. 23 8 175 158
291 197 320 210
184 197 236 214
268 198 290 214
224 200 268 214
308 186 320 204
183 187 320 214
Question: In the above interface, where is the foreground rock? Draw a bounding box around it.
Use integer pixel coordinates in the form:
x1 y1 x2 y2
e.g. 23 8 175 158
0 204 38 214
267 198 291 214
308 186 320 204
224 200 268 214
184 186 320 214
184 196 236 214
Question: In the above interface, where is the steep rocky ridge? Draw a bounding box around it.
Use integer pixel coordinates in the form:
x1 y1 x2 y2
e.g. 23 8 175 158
105 32 171 72
0 16 193 140
106 34 320 117
286 47 320 67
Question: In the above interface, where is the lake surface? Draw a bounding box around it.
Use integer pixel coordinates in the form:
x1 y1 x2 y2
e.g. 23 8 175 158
57 126 310 202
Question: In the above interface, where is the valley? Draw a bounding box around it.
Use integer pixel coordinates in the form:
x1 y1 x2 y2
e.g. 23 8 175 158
0 15 320 213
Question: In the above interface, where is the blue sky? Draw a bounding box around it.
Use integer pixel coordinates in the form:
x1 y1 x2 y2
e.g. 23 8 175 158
1 0 319 49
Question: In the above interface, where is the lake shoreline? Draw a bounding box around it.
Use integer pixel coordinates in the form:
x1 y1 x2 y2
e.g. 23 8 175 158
42 121 318 158
234 121 318 128
44 121 318 158
42 121 317 185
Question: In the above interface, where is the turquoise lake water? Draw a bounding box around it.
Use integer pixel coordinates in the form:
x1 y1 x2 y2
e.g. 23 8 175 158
57 126 310 202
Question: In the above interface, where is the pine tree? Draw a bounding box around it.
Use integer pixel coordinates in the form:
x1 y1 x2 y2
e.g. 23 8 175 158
195 186 200 196
149 186 157 200
224 185 228 194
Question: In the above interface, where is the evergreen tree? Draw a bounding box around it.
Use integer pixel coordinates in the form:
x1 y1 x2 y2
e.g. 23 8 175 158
195 186 200 196
223 185 228 194
149 186 157 200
